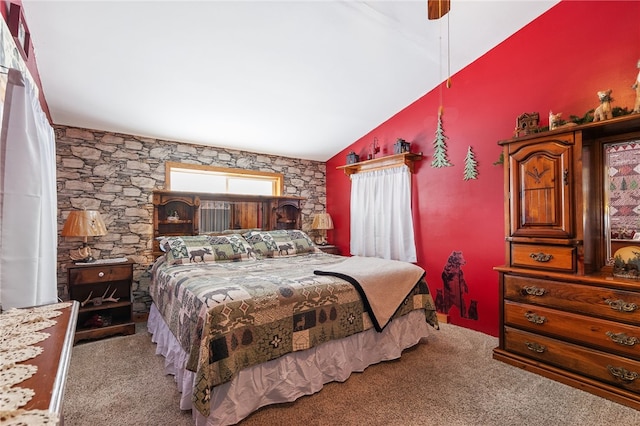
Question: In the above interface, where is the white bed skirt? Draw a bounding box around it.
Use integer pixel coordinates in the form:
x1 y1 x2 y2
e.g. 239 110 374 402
148 304 431 426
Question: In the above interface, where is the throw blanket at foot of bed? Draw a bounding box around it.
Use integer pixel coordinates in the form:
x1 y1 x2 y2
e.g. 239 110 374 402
314 256 425 331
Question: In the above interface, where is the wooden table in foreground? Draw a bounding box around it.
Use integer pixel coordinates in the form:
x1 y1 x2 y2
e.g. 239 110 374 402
18 301 79 420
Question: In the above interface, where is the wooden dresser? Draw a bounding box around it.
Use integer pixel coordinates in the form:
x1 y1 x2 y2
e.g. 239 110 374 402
494 114 640 409
4 301 79 421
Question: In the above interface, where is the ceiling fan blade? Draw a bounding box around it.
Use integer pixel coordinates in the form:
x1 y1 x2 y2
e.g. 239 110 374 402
427 0 450 20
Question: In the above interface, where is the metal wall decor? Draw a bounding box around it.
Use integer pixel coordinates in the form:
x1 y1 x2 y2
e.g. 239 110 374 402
431 112 452 168
463 146 478 180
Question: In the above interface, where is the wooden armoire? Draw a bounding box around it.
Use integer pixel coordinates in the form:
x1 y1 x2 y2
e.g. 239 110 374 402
494 114 640 409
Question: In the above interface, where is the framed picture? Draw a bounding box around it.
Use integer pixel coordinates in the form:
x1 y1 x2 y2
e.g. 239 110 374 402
8 3 30 60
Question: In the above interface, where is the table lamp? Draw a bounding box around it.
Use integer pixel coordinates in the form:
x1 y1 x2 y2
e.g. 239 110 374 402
311 212 333 245
61 210 107 262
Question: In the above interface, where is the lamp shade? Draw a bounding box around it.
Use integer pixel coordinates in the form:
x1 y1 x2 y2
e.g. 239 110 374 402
312 213 334 230
61 210 107 237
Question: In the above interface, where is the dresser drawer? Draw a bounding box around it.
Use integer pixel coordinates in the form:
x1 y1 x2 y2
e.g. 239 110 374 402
510 243 575 272
504 275 640 325
505 301 640 360
69 264 132 285
505 327 640 393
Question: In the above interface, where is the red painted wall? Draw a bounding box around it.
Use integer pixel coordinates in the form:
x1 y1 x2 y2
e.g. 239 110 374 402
326 1 640 336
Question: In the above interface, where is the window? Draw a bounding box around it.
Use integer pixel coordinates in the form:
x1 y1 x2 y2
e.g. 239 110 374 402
350 166 417 262
165 161 283 196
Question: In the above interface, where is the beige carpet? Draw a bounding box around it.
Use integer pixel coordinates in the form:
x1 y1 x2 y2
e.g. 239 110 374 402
63 323 640 425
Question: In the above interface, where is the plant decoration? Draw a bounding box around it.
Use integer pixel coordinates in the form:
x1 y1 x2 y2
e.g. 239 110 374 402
431 109 452 168
567 110 595 126
493 152 504 166
463 146 478 180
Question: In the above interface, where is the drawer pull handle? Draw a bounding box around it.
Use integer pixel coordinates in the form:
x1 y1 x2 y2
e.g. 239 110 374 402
529 252 553 263
606 331 639 346
605 299 638 313
525 341 546 353
522 286 546 296
98 271 105 278
524 312 546 324
607 365 639 382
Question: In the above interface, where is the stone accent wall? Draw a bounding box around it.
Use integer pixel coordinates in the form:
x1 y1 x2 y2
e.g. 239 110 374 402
55 125 327 315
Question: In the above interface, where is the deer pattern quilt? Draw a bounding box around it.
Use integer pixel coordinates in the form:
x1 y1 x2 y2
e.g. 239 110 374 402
150 252 438 416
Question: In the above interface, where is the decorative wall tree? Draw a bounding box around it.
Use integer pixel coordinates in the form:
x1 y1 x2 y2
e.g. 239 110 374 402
463 146 478 180
431 111 452 168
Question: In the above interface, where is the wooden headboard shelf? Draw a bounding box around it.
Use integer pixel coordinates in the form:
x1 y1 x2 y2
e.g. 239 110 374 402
152 190 304 258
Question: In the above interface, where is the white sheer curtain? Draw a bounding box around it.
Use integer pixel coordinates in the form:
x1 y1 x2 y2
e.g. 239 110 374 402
350 165 417 262
0 68 57 309
200 200 231 233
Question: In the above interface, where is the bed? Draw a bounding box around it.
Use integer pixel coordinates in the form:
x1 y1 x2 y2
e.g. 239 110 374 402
147 229 439 425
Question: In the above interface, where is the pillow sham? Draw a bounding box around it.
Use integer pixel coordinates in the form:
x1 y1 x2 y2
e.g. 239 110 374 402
163 234 257 265
157 236 170 252
243 229 318 258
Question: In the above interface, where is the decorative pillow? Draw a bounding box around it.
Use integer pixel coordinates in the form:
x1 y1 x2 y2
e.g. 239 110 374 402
157 236 170 252
163 234 257 265
243 229 318 258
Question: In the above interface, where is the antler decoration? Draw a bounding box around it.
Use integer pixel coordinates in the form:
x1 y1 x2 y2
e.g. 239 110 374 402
80 286 120 307
81 291 94 307
101 286 120 303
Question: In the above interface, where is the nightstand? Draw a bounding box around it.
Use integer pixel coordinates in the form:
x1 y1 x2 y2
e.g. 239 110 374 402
317 244 340 255
67 260 135 343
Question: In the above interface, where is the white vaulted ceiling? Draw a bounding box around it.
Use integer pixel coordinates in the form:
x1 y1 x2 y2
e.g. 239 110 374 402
21 0 558 161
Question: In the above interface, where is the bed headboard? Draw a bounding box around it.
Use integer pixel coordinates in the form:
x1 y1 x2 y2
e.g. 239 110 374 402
152 190 304 258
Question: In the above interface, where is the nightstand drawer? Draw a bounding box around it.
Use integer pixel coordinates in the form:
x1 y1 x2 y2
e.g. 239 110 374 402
511 243 575 272
69 264 132 285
